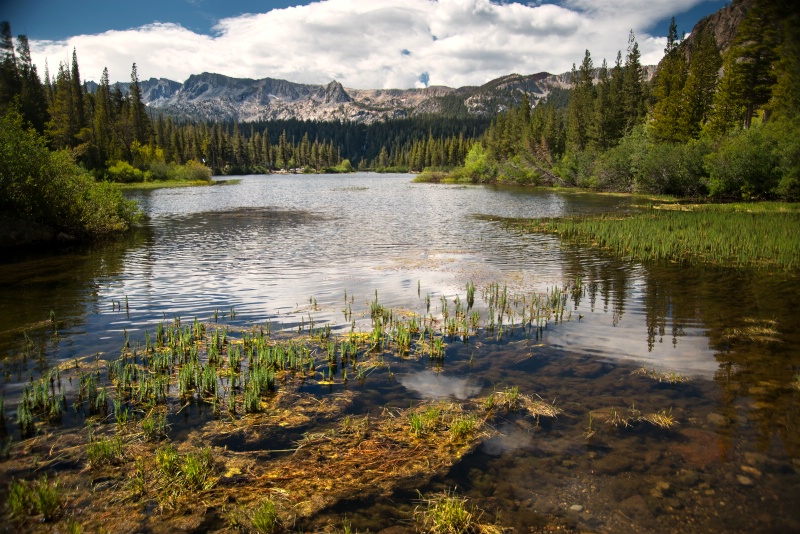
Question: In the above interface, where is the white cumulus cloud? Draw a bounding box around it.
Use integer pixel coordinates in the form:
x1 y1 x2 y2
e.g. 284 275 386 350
29 0 715 89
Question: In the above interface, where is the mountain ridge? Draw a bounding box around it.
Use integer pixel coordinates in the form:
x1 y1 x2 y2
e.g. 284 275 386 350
115 70 580 124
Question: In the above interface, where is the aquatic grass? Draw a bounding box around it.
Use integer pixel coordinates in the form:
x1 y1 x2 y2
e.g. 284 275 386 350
642 409 678 429
86 433 125 466
414 489 476 534
519 208 800 269
7 475 62 522
633 367 690 384
250 497 281 534
410 406 441 437
449 415 477 442
141 409 169 441
601 404 677 430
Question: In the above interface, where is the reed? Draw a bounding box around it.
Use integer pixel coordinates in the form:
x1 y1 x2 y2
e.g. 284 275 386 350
250 498 281 534
520 207 800 269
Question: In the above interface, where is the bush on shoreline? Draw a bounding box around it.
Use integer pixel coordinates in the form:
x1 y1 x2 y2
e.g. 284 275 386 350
0 111 141 239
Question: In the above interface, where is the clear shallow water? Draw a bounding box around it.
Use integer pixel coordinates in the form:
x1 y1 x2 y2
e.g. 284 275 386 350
1 173 799 532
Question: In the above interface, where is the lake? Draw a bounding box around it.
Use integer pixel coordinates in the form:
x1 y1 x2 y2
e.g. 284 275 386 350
1 173 798 532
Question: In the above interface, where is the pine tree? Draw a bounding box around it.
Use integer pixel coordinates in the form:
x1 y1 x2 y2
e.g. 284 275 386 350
607 51 626 142
70 49 86 131
566 51 595 151
0 21 20 113
90 67 113 167
14 34 48 133
622 31 646 132
47 62 79 149
768 3 800 118
128 63 151 144
650 18 689 142
733 0 781 127
591 59 613 149
678 24 721 139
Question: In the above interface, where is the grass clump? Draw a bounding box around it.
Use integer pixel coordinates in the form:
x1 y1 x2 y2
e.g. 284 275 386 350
154 444 217 501
6 476 62 522
250 498 282 533
415 489 474 534
410 406 441 437
86 434 124 467
414 489 504 534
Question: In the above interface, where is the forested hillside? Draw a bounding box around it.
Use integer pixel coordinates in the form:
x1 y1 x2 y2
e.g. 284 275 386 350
439 0 800 200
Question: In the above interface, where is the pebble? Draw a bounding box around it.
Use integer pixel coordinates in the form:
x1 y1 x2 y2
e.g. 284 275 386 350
737 475 754 487
741 465 762 478
570 504 584 512
706 412 726 426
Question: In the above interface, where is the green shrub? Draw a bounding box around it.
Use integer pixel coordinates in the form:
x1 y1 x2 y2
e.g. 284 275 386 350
0 111 141 238
705 124 780 199
107 160 147 183
462 144 496 182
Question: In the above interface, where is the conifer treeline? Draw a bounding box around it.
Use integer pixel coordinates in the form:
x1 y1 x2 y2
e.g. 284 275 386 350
154 116 485 174
447 0 799 199
1 20 487 178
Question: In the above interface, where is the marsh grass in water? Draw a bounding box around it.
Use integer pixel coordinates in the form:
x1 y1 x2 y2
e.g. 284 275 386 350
250 498 282 534
414 489 504 534
6 475 62 522
515 205 800 269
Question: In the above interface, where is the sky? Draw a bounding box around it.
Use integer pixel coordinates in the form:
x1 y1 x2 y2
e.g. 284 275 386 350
1 0 725 89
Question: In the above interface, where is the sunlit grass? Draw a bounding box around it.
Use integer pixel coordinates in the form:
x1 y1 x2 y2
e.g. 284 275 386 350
520 206 800 269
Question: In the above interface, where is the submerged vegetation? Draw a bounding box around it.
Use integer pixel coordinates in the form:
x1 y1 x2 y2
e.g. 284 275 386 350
0 280 684 531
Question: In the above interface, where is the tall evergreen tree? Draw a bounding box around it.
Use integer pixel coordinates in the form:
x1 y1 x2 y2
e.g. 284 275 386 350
622 31 647 132
768 1 800 118
128 63 151 144
92 67 113 163
0 21 20 113
651 18 689 142
70 49 86 131
678 24 722 139
13 34 48 133
591 59 614 149
46 62 79 149
566 50 595 151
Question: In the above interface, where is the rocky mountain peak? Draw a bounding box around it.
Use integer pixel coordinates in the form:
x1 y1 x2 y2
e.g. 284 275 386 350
319 80 351 104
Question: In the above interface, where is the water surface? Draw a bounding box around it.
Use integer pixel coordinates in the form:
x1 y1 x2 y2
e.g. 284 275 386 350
1 173 798 532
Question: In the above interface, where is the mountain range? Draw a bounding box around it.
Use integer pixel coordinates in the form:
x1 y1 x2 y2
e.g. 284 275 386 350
89 0 749 126
115 70 619 124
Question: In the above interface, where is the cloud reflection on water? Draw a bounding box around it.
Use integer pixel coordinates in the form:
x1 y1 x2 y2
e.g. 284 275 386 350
398 370 482 400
